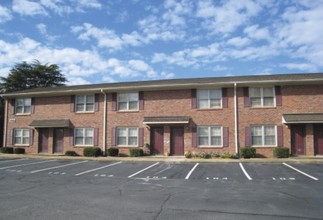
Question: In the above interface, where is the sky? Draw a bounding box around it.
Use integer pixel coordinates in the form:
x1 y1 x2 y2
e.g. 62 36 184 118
0 0 323 85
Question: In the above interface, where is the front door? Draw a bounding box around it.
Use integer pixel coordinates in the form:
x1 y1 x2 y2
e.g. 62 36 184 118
314 124 323 155
53 128 64 154
170 127 184 156
150 127 164 155
38 128 49 153
291 125 305 155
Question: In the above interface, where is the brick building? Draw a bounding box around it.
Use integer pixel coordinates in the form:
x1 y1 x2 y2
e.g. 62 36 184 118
1 73 323 157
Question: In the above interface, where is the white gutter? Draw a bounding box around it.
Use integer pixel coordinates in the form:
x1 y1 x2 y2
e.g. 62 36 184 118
100 89 107 154
234 83 239 157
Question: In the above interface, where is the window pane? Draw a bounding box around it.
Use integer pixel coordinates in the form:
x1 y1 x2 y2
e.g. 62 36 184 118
75 137 83 145
15 129 22 137
211 137 222 146
16 107 23 114
210 99 221 108
128 128 138 137
24 106 31 113
86 95 94 103
85 128 93 137
128 137 138 145
197 90 208 99
199 137 209 145
198 127 208 136
249 88 261 97
129 101 138 110
76 96 84 104
263 87 273 97
117 137 127 145
198 100 208 108
251 98 261 107
24 98 31 106
118 102 127 110
86 104 94 111
23 130 29 137
85 137 93 145
252 137 262 145
263 97 274 107
265 136 275 145
76 104 84 112
128 93 138 101
16 99 24 106
118 93 127 102
76 129 84 137
251 127 262 136
117 128 127 137
264 126 275 135
23 137 29 145
15 137 22 144
210 89 221 99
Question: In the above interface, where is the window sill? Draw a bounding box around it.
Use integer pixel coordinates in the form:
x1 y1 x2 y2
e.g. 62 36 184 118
15 113 31 116
74 145 94 147
14 144 30 147
117 110 140 113
198 146 223 148
117 145 138 148
249 107 277 109
75 111 95 114
251 145 277 148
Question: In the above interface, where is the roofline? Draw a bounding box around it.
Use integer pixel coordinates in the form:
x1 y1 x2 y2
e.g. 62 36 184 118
2 73 323 98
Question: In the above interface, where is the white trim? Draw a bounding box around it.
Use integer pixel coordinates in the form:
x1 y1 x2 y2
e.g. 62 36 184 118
250 125 277 147
117 92 139 111
143 121 189 125
116 127 138 147
234 83 239 155
198 126 223 147
249 87 275 108
74 128 94 147
101 90 107 154
75 94 95 113
197 88 222 109
3 99 8 147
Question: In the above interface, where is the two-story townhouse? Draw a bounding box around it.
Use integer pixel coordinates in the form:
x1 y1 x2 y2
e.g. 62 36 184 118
1 73 323 157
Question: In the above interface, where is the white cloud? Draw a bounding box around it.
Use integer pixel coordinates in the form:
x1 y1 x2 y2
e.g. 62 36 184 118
12 0 48 16
281 63 318 72
0 5 13 23
196 0 263 35
67 77 91 85
40 0 73 15
244 25 271 41
227 37 250 47
74 0 102 11
36 23 59 42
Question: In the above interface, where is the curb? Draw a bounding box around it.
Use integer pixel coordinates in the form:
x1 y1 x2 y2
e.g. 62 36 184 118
1 153 323 164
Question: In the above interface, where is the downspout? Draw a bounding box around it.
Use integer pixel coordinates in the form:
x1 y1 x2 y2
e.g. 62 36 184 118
234 83 239 157
100 89 107 155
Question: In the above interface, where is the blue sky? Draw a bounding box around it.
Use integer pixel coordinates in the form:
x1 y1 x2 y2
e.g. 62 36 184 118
0 0 323 85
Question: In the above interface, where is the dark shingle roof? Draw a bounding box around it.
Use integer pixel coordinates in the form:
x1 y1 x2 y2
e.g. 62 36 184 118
143 116 191 124
29 119 70 128
2 73 323 98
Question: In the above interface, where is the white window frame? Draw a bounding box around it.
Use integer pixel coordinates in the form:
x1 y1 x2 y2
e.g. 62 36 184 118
249 87 275 107
74 128 94 146
117 127 138 147
117 92 139 111
197 89 222 109
15 98 32 114
198 126 223 147
75 95 95 112
251 125 277 147
14 129 30 145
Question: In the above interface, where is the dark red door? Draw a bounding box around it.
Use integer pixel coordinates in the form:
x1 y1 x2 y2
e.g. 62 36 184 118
170 127 184 156
314 124 323 155
53 128 64 154
151 127 164 155
39 128 49 153
291 125 305 155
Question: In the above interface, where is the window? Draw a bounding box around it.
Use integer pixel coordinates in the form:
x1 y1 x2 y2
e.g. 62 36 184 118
117 127 138 146
76 95 94 112
251 125 276 146
15 98 31 114
75 128 94 146
198 126 222 146
249 87 275 107
197 89 222 109
117 93 139 111
14 129 30 145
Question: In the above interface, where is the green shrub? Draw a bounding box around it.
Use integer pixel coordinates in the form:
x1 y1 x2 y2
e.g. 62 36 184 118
240 147 256 158
107 148 119 157
129 148 144 157
221 152 236 159
0 147 14 154
273 147 290 158
65 151 79 156
199 152 212 159
83 147 102 157
14 148 25 154
184 151 192 158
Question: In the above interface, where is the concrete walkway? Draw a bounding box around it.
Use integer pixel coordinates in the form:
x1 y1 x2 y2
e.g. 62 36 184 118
1 153 323 164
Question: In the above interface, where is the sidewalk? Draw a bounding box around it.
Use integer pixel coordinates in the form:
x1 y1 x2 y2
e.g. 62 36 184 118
1 153 323 164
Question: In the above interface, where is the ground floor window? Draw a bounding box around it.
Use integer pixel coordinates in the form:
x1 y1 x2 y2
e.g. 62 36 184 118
117 127 138 146
14 129 30 145
251 125 276 146
198 126 222 146
75 128 94 146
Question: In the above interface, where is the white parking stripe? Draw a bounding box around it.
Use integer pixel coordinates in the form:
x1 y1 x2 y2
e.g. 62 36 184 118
185 163 199 180
30 160 88 174
75 161 122 176
0 158 29 163
283 163 319 181
0 160 56 170
239 163 252 180
128 162 160 178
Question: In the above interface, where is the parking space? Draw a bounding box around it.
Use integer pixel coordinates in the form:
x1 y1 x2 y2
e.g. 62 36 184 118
0 157 321 183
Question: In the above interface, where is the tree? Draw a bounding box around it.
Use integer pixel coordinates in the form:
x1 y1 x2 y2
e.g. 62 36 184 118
0 60 67 147
0 60 67 93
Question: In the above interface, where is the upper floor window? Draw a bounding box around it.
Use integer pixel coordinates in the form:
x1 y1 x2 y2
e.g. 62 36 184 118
15 98 31 114
14 129 30 145
76 95 94 112
117 127 138 146
197 89 222 109
198 126 222 146
249 87 275 107
251 125 276 146
75 128 94 146
117 92 138 111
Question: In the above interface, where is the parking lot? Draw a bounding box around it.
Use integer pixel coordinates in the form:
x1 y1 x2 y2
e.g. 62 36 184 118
0 157 323 220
